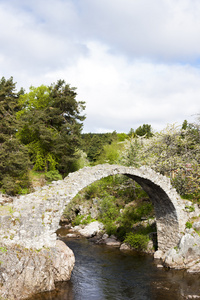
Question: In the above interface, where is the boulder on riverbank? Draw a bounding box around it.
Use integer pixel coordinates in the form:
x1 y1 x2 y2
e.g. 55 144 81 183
69 221 104 238
154 229 200 273
0 240 75 299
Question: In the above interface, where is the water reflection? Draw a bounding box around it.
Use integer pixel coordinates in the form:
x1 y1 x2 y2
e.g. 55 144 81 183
28 238 200 300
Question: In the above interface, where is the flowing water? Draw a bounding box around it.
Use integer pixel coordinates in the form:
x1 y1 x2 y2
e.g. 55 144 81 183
29 235 200 300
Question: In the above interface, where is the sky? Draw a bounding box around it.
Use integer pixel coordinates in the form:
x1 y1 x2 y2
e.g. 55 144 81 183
0 0 200 133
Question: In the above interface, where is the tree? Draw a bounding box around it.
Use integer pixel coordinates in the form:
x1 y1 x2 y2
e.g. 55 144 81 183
17 80 86 175
0 77 30 195
182 120 188 130
122 123 200 199
135 124 153 138
96 141 122 165
81 132 118 163
128 128 135 137
117 133 128 142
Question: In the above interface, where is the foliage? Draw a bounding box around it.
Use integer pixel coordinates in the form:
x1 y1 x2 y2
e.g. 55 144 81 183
0 77 30 195
122 122 200 200
80 132 118 163
99 194 120 221
72 214 96 226
120 137 143 167
104 222 118 236
96 142 122 165
117 133 128 141
17 80 85 175
85 182 100 199
128 124 153 138
124 232 149 250
65 175 155 242
185 205 195 212
45 170 62 182
135 124 153 138
185 222 192 229
116 201 154 232
70 149 89 171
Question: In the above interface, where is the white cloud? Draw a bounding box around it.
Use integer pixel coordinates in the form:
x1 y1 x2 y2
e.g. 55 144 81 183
44 42 200 132
0 0 200 132
78 0 200 61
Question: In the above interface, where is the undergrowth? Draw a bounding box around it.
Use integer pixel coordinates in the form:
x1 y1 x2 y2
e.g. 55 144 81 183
64 175 156 248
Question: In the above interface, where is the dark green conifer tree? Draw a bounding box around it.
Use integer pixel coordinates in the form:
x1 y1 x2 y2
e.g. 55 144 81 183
0 77 30 195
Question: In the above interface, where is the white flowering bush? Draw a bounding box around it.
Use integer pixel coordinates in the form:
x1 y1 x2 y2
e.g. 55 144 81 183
121 123 200 200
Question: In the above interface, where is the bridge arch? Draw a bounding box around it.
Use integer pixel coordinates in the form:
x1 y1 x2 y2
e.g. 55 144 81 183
10 164 187 253
63 164 186 252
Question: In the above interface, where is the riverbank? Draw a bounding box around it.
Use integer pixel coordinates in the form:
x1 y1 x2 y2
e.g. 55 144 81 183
58 215 200 275
57 220 157 255
0 240 75 299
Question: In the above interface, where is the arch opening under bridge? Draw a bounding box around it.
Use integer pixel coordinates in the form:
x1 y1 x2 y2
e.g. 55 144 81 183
62 164 186 252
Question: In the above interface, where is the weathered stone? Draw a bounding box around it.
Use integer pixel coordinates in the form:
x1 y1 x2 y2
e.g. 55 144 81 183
51 240 75 282
0 245 55 299
193 222 200 231
66 233 79 238
154 250 164 259
120 243 132 251
102 233 109 240
77 221 104 238
0 241 75 300
161 232 200 272
104 238 121 247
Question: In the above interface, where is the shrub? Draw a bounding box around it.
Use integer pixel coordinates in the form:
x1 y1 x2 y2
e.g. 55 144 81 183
72 214 96 226
135 203 154 219
1 175 21 195
99 195 120 221
81 215 96 225
72 215 84 226
185 205 195 212
124 232 149 251
186 221 192 229
85 183 99 199
104 222 118 236
45 170 62 182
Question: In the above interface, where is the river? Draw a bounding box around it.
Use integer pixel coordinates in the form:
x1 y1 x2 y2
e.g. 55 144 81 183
29 236 200 300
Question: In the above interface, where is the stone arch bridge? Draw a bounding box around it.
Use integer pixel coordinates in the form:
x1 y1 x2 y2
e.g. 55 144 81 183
1 164 190 254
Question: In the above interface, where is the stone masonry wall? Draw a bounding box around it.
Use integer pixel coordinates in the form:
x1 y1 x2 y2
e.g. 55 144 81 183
0 164 194 253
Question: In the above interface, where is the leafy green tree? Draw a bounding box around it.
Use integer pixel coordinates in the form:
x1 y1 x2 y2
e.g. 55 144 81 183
86 135 104 162
96 142 122 164
117 133 128 142
81 132 118 163
128 128 135 137
135 124 153 138
0 77 30 195
182 120 188 130
17 80 85 175
120 138 142 167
